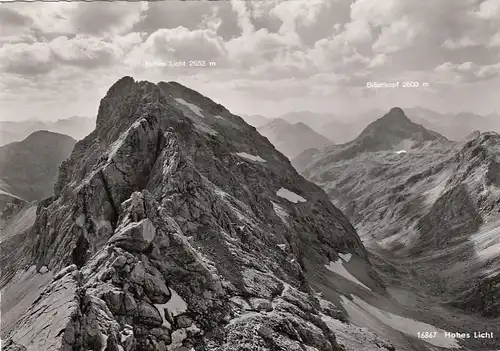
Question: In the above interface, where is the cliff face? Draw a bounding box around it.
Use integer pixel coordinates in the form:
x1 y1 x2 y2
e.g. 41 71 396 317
1 78 388 351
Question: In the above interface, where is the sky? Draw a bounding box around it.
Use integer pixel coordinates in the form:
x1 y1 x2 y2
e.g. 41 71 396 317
0 0 499 121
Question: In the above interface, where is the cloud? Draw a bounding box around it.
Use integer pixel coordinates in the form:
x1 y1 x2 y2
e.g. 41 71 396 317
0 6 32 27
126 27 227 68
0 34 139 76
434 61 500 84
0 41 54 75
372 16 422 53
341 19 372 44
269 0 329 33
475 0 500 20
72 2 146 35
1 0 499 121
442 37 481 49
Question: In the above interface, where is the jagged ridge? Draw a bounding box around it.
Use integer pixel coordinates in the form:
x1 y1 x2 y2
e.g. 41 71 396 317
1 77 390 351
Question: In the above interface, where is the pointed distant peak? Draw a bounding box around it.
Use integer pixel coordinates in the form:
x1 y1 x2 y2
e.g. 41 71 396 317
389 107 405 114
384 107 410 120
294 122 314 130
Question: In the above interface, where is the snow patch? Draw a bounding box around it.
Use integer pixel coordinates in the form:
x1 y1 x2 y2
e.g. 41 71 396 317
325 260 372 291
276 187 306 203
214 115 224 119
394 150 407 154
277 244 287 251
338 253 352 262
165 289 188 317
340 295 461 349
174 98 204 118
235 152 266 162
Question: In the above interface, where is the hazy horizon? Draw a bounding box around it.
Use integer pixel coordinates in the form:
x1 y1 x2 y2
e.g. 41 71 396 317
0 0 499 122
1 105 499 123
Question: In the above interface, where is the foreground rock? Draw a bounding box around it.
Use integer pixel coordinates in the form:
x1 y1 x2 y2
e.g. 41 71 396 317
1 77 391 351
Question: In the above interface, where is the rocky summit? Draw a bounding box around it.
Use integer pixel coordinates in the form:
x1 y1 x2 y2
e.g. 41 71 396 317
293 108 447 174
1 77 392 351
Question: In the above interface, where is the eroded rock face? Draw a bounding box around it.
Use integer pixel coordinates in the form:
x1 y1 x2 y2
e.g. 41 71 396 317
1 77 390 351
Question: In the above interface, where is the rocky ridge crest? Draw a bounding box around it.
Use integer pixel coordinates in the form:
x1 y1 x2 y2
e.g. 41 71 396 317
1 77 390 351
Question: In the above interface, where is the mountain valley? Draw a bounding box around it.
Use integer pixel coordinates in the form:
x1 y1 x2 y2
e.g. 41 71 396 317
294 108 500 350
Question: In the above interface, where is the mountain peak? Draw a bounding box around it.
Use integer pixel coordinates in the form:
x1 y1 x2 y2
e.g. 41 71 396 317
379 107 412 124
106 76 135 97
359 107 443 141
1 76 382 351
23 130 75 144
259 118 332 158
312 108 449 163
389 106 405 114
294 122 309 128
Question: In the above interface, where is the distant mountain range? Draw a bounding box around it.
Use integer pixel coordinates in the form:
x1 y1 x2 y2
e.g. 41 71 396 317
404 108 500 141
243 108 500 145
0 116 95 146
257 118 333 159
239 114 271 128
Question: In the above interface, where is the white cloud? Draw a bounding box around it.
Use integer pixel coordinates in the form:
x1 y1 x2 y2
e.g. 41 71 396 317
270 0 329 33
341 19 372 43
126 27 227 68
369 53 390 68
442 37 480 49
1 0 499 121
434 61 500 84
373 17 422 53
475 0 500 20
